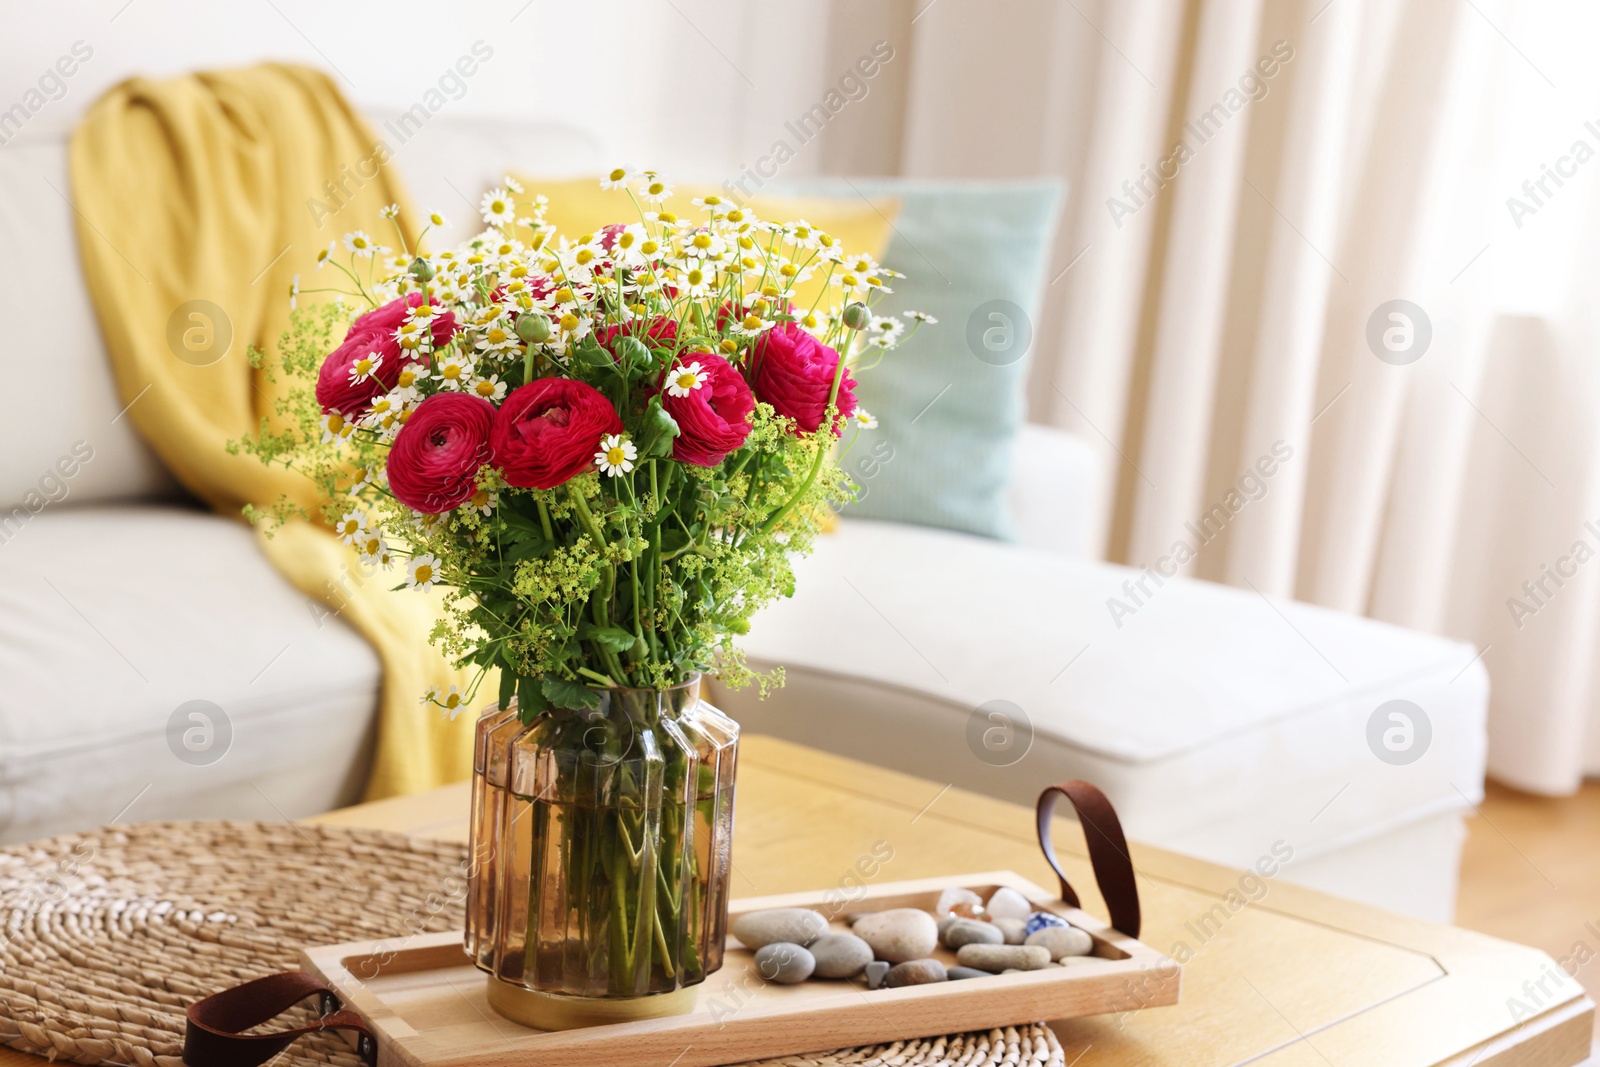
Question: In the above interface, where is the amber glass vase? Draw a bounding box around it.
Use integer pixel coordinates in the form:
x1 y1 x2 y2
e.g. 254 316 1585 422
465 676 738 1029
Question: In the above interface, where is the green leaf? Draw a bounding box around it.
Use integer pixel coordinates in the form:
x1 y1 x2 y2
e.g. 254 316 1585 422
542 677 601 710
657 528 692 557
571 336 613 369
517 676 550 723
504 536 554 562
581 623 639 655
497 668 517 712
637 394 681 459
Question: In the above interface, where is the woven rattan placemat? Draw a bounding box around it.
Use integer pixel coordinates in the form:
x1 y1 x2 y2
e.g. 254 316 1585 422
0 821 1065 1067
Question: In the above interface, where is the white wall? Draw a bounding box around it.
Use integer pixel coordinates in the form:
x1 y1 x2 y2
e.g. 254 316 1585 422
0 0 852 181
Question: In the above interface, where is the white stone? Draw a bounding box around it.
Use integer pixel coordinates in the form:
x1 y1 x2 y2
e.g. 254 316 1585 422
984 886 1032 921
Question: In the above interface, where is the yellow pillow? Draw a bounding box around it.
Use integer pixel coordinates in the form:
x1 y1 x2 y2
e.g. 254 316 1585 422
506 176 900 313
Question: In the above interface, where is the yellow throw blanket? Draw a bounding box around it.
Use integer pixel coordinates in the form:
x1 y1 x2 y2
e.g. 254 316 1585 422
69 63 474 799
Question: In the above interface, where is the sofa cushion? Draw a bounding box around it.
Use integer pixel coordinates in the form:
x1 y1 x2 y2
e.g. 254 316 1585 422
718 519 1488 871
0 135 177 511
0 505 381 843
778 179 1063 541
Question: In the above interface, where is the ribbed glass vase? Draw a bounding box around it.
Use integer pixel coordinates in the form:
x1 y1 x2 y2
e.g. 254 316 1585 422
465 676 738 1028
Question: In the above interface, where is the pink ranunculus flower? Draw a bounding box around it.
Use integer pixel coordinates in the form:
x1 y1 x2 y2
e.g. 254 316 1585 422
491 378 624 490
386 392 495 513
660 354 755 467
749 322 857 435
316 293 456 416
597 316 679 355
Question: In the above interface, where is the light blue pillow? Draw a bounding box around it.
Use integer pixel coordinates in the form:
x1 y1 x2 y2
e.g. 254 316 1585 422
775 179 1062 540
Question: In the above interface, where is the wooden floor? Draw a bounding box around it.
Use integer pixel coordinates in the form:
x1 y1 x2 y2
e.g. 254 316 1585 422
1458 779 1600 1045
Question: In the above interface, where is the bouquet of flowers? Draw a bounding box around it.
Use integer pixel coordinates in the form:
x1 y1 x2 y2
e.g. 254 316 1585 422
238 170 930 718
239 171 933 1008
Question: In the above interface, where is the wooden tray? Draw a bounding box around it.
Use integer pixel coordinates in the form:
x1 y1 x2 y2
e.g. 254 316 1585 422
300 870 1180 1067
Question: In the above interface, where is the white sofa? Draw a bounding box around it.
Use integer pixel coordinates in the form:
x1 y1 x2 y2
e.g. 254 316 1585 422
0 112 1488 922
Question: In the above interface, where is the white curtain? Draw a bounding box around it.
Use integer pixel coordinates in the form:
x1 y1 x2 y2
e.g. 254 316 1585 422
787 0 1600 795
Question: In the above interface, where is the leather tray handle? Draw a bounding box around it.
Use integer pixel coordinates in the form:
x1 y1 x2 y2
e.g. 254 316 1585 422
184 971 377 1067
1036 780 1141 938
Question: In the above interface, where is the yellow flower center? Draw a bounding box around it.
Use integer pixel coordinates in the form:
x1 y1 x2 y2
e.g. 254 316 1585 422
487 328 507 344
606 447 627 465
354 357 375 376
560 313 580 331
490 199 506 214
675 372 698 390
693 233 712 250
398 369 417 387
642 240 660 255
608 168 626 182
327 413 345 433
475 381 496 396
441 364 461 380
647 181 665 196
687 269 704 286
555 287 575 303
414 563 434 584
471 489 490 507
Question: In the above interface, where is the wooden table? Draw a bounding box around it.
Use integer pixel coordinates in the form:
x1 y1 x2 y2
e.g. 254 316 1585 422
5 737 1588 1066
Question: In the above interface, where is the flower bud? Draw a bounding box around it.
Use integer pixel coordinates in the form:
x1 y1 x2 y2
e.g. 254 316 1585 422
842 302 870 330
517 311 552 343
408 257 435 282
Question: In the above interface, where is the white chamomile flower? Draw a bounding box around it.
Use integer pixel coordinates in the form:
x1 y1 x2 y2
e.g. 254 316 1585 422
503 175 524 195
356 530 392 568
333 510 366 545
594 434 637 477
288 274 300 310
681 263 714 297
421 684 465 719
681 229 727 262
407 553 443 590
471 374 508 402
903 310 938 324
427 210 448 228
851 409 879 430
433 351 475 390
320 410 357 445
344 231 375 257
349 464 383 495
867 316 905 348
380 203 400 220
480 188 515 227
316 243 336 270
690 193 726 212
474 319 519 354
394 363 425 395
608 223 650 266
637 172 673 203
361 393 400 431
346 348 384 384
786 221 820 250
665 361 708 397
600 165 635 190
466 487 496 515
731 309 774 337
